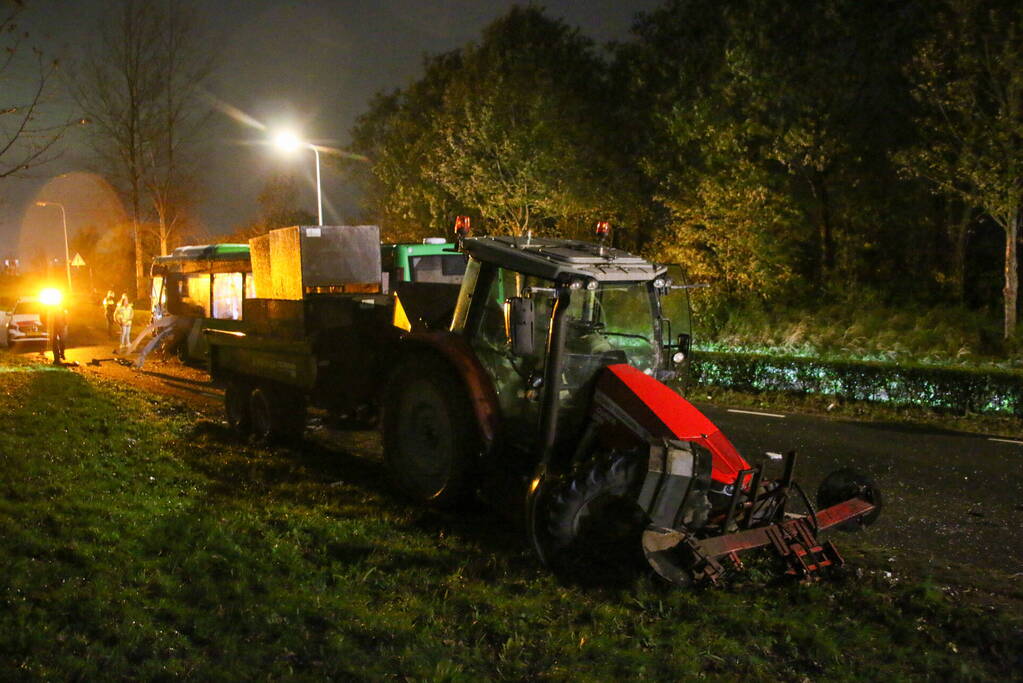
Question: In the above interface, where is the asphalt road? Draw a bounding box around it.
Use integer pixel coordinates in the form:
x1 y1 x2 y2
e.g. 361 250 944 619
699 404 1023 580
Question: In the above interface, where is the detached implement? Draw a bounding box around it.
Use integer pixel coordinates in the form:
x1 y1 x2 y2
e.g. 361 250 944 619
207 221 881 586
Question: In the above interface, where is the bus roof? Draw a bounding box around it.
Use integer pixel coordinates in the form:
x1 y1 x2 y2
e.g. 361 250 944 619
151 243 251 276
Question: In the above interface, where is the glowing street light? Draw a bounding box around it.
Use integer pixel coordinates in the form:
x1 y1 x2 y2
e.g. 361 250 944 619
272 129 322 225
35 200 72 291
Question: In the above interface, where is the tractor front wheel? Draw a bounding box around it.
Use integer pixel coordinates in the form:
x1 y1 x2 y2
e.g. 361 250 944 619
382 361 478 507
538 452 648 578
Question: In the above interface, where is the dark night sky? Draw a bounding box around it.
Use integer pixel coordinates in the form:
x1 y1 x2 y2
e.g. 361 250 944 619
2 0 661 261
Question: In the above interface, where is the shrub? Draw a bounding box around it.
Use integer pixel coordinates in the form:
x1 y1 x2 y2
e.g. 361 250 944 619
692 351 1023 416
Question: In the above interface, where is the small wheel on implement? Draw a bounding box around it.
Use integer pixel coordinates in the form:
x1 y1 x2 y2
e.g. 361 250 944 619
381 360 478 507
817 468 883 532
224 378 252 437
538 452 649 579
249 384 307 445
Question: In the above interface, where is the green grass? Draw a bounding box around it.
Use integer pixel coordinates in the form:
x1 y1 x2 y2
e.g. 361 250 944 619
0 353 1020 679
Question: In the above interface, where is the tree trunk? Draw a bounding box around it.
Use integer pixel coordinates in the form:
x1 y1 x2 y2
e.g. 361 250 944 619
951 203 971 304
133 216 144 302
811 172 834 286
1003 210 1019 339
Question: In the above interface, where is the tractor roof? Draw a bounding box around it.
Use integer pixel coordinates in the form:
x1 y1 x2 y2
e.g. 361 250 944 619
462 236 664 283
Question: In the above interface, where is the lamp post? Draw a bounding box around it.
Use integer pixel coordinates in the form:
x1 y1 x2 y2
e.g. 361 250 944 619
273 130 323 225
36 200 72 291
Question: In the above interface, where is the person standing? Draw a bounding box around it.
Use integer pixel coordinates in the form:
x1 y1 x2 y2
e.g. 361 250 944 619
114 294 133 352
103 290 116 338
48 305 68 365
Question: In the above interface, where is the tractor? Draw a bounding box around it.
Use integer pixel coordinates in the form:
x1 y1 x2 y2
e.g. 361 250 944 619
382 222 882 585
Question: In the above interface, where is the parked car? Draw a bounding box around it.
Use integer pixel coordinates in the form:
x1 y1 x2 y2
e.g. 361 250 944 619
0 297 49 348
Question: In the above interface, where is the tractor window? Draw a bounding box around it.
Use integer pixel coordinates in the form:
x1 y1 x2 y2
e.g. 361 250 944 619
562 282 658 375
472 268 549 430
659 264 692 343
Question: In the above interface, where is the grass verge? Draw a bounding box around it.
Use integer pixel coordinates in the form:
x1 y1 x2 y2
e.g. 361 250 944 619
1 353 1020 678
692 383 1023 440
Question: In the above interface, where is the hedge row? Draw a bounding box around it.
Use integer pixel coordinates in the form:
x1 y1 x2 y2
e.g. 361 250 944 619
690 351 1023 416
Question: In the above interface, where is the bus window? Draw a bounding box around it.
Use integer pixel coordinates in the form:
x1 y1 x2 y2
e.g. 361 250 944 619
183 274 211 317
150 276 165 308
410 254 467 284
212 273 243 320
244 272 257 299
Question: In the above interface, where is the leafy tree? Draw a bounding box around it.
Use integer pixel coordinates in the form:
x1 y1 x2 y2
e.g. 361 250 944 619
430 6 614 237
901 0 1023 338
625 0 926 297
345 52 466 242
345 7 616 241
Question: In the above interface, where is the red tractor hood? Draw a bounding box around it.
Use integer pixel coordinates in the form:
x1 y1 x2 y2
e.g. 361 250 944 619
593 364 750 485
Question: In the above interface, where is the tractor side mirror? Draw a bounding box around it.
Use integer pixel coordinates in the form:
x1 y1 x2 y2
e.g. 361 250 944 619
505 296 535 356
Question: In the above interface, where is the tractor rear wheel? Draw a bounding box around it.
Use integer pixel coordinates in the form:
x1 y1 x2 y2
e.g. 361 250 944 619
382 361 477 507
224 379 252 436
539 452 649 578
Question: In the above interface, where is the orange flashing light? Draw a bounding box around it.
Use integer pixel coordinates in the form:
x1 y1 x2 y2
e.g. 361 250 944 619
454 215 472 238
595 221 611 238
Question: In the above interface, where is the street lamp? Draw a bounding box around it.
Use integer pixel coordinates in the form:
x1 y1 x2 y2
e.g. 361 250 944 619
35 200 72 291
272 129 323 225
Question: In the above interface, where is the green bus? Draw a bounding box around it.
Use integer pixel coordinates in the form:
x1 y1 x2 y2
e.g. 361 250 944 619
150 243 254 362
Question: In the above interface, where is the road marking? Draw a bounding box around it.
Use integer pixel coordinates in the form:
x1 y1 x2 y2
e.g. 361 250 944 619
727 408 786 419
988 437 1023 446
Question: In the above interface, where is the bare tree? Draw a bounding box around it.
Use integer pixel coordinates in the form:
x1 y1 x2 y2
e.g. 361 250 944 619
0 1 75 181
70 0 214 298
144 1 214 256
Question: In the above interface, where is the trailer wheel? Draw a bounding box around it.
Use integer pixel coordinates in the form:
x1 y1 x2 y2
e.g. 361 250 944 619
382 362 477 506
224 379 252 436
249 385 307 445
539 452 648 576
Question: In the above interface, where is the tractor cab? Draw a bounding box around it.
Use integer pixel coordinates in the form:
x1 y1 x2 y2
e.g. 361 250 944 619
451 234 693 451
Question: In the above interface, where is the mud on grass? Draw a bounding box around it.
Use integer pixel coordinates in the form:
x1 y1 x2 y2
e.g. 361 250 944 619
0 354 1020 679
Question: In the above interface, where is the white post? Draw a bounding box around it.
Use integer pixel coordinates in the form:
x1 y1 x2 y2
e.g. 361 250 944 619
312 145 323 226
36 201 72 291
